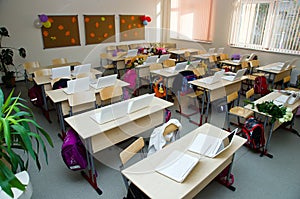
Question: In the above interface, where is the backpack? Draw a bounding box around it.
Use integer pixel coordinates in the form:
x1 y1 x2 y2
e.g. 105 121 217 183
172 70 197 95
153 76 166 98
28 84 44 107
241 117 265 150
122 69 138 100
61 128 87 171
52 78 69 90
254 76 269 95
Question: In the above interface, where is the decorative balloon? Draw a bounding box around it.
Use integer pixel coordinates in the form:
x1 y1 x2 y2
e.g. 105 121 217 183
39 14 48 23
33 18 43 28
43 20 52 28
141 15 151 26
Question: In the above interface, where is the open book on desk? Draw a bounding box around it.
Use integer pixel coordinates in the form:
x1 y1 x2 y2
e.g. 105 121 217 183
155 150 198 183
188 128 238 158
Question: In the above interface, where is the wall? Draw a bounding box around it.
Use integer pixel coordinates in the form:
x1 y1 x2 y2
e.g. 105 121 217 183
171 0 299 68
0 0 159 69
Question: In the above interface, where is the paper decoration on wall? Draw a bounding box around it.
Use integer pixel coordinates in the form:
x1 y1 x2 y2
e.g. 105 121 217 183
119 15 145 42
140 15 151 26
84 15 115 45
41 15 80 49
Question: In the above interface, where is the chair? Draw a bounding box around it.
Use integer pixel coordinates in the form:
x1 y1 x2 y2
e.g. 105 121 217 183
67 90 97 116
34 69 53 93
100 53 114 74
52 58 68 65
23 61 40 84
219 53 229 61
117 45 129 52
162 59 175 68
119 137 145 195
97 86 123 107
208 55 220 74
226 88 255 130
183 51 191 62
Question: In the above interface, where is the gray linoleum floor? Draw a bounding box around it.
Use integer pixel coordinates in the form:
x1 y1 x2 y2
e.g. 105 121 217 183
3 81 300 199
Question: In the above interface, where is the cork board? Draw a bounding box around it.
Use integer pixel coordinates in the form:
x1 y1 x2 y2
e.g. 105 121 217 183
119 15 145 42
41 15 80 49
84 15 116 45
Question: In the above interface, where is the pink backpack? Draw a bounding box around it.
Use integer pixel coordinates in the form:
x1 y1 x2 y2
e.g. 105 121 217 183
122 69 137 99
61 129 87 171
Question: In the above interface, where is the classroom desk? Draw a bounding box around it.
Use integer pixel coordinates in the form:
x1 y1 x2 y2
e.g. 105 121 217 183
46 79 129 138
244 91 300 158
219 60 242 72
150 67 180 100
168 48 199 61
64 97 173 194
122 123 247 199
26 61 81 75
189 76 247 126
33 68 102 122
256 63 293 88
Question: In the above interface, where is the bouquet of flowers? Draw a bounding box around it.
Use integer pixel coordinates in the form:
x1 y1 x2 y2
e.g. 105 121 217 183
256 101 293 124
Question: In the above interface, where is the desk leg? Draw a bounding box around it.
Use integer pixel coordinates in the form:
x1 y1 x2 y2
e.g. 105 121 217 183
189 90 206 126
260 118 274 158
217 154 236 191
40 85 52 123
81 138 102 195
56 102 66 140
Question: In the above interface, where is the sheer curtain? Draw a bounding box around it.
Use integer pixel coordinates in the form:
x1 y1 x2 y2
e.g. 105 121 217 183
229 0 300 55
169 0 213 42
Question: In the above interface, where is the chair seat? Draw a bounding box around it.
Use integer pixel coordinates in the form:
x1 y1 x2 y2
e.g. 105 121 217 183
285 87 300 92
103 64 114 69
187 90 204 99
230 107 253 118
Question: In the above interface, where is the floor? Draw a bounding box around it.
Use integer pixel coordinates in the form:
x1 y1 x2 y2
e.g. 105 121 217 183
2 81 300 199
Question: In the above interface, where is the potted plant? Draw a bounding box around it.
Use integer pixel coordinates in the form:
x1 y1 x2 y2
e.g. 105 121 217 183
0 88 53 198
0 27 26 87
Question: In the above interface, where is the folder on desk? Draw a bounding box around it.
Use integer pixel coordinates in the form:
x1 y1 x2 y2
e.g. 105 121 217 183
188 128 238 158
155 150 198 183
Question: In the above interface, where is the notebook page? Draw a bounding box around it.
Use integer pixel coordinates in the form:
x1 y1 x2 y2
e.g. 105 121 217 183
155 151 198 183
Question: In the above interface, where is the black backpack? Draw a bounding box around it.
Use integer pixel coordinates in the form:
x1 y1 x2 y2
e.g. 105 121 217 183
241 117 265 150
28 84 44 107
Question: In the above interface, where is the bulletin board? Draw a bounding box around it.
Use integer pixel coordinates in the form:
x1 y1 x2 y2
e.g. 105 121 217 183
119 15 145 42
84 15 116 45
41 15 80 49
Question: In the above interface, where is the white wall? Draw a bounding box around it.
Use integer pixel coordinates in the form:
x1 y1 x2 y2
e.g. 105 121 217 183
0 0 159 68
171 0 299 68
1 0 299 74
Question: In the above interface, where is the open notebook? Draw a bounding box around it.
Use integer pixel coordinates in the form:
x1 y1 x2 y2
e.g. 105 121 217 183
198 70 224 84
90 74 117 89
51 66 71 79
188 128 238 158
222 68 246 81
63 77 90 95
164 62 188 73
127 94 154 114
155 150 198 183
90 100 129 124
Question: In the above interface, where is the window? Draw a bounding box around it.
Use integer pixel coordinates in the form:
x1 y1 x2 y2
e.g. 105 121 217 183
229 0 300 55
170 0 213 42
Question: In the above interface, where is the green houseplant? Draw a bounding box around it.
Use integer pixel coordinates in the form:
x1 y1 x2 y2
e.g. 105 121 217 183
0 88 53 197
0 27 26 87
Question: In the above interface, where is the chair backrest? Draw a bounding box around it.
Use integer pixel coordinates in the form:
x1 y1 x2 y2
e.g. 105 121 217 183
52 58 68 65
220 53 229 61
184 51 191 61
149 63 163 71
24 61 40 71
163 123 179 141
249 60 260 68
99 86 123 101
34 69 52 77
227 91 239 104
162 59 175 67
245 88 255 99
283 75 291 84
120 137 145 165
117 45 129 52
241 61 249 69
209 55 217 63
68 90 96 115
